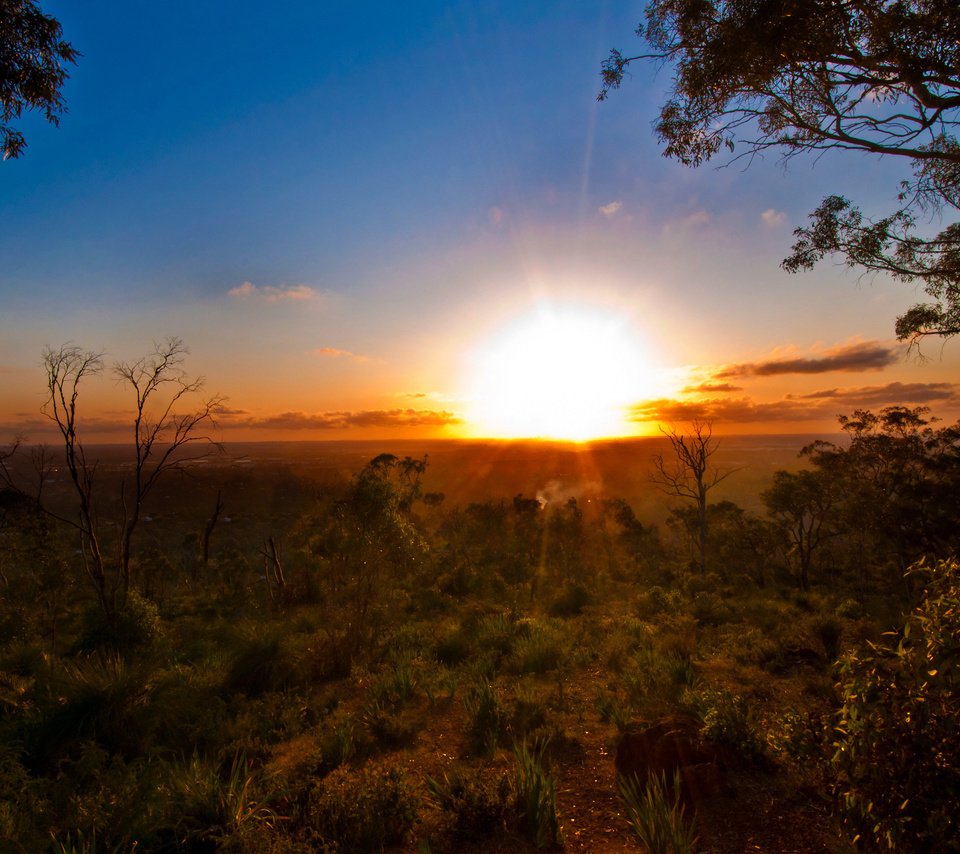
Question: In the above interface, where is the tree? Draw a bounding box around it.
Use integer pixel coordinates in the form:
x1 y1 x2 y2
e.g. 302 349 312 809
651 420 736 573
1 0 78 158
762 469 836 591
802 406 960 587
600 0 960 343
39 338 223 616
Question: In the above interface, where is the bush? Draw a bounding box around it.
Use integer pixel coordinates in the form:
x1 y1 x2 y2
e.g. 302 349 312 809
303 763 417 852
685 686 763 760
464 682 506 757
547 582 594 617
426 766 513 838
832 558 960 851
74 589 164 654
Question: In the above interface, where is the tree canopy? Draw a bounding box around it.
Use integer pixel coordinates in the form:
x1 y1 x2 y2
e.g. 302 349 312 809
600 0 960 342
1 0 78 159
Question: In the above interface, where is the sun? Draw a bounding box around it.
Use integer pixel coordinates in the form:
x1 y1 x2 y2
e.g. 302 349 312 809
462 304 655 441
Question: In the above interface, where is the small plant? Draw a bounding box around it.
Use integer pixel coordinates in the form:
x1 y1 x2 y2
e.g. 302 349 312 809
508 624 565 674
618 770 697 854
596 692 631 732
169 752 276 847
464 682 506 757
512 740 562 849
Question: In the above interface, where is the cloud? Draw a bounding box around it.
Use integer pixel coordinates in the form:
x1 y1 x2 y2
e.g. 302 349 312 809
598 200 623 218
761 208 786 227
308 346 369 362
714 340 900 379
228 281 318 302
489 206 505 226
681 209 710 228
787 381 959 406
681 381 743 394
629 381 959 425
220 408 462 431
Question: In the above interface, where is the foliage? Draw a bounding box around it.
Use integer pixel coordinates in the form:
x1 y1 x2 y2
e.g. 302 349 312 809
601 0 960 342
832 558 960 851
464 681 507 757
426 766 514 839
303 762 417 853
685 686 763 760
618 769 697 854
74 589 164 655
168 752 276 848
802 406 960 586
0 0 78 158
512 739 562 849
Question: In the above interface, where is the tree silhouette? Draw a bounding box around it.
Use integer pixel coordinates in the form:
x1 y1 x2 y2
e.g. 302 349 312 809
600 0 960 343
1 1 78 158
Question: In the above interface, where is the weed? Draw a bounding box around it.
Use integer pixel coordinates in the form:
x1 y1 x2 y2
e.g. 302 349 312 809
512 739 562 849
618 770 697 854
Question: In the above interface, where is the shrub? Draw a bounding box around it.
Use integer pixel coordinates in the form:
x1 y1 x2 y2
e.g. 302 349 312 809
832 558 960 851
548 582 594 618
685 686 763 760
464 682 506 757
221 631 296 697
618 770 697 854
426 766 513 838
30 655 151 764
303 763 417 852
507 624 565 675
74 589 164 655
809 614 844 660
168 752 276 848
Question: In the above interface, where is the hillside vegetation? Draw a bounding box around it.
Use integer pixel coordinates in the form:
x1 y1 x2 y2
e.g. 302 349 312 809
0 408 958 852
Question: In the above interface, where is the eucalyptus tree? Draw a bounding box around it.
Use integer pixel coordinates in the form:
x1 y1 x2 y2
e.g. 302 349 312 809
600 0 960 343
1 0 78 157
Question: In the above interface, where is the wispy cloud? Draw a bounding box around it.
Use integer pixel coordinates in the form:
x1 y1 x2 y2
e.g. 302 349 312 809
220 408 461 431
228 281 318 302
598 200 622 218
681 381 743 394
308 346 369 363
787 381 959 406
714 341 900 379
629 381 959 425
761 208 786 227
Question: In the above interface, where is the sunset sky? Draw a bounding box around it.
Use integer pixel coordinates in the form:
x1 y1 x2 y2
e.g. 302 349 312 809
3 1 959 443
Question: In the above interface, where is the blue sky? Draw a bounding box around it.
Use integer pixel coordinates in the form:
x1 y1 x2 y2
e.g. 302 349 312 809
3 1 957 441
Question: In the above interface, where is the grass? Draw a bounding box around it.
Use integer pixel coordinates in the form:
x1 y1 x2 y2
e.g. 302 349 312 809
618 770 697 854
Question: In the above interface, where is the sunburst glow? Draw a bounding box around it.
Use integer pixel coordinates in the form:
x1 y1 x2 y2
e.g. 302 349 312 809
463 305 656 440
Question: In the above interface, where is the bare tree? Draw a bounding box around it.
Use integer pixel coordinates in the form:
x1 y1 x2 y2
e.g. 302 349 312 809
41 338 223 616
651 420 737 574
